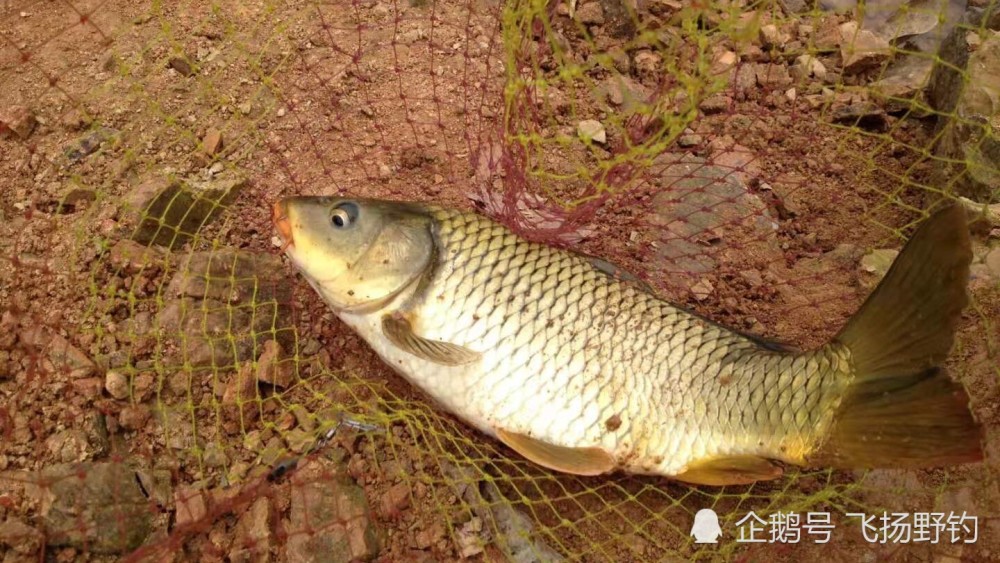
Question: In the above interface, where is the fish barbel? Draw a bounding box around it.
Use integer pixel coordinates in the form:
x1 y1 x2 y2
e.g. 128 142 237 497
272 197 983 485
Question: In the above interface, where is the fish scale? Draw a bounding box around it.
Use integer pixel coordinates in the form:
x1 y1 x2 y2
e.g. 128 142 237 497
386 206 838 475
276 197 982 484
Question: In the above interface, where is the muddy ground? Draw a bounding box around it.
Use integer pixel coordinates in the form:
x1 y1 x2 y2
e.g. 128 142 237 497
1 0 999 561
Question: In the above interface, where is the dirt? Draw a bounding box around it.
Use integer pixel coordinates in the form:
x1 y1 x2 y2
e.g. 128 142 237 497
1 0 999 562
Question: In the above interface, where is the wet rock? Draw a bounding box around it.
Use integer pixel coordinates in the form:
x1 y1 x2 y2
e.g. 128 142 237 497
577 119 607 144
840 21 891 74
19 327 96 378
932 32 1000 200
0 105 37 139
230 498 271 563
36 462 153 553
0 517 42 555
124 170 248 249
285 459 379 563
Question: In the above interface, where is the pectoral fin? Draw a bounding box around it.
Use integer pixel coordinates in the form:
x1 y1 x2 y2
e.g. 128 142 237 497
496 428 615 476
382 315 481 366
675 455 783 486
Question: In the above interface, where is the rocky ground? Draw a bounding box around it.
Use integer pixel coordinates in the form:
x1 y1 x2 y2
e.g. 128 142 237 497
1 0 1000 561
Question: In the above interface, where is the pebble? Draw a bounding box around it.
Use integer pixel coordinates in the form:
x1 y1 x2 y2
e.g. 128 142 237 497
256 340 293 388
168 56 195 76
839 22 891 74
0 105 37 139
576 1 605 25
202 128 223 156
119 405 151 431
577 119 607 144
104 370 130 400
381 483 412 518
174 486 209 526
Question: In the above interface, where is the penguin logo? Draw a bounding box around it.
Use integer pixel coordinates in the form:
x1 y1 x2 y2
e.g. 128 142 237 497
691 508 722 544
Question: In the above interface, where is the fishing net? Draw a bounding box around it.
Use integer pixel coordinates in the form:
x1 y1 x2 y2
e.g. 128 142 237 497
2 0 999 560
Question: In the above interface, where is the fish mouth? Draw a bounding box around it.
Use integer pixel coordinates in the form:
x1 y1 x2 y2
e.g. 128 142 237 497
272 199 294 251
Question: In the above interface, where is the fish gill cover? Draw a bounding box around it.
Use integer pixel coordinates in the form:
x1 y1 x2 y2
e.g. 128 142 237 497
0 0 999 561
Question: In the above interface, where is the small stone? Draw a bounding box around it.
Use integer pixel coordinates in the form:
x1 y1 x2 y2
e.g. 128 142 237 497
785 88 797 101
238 102 252 115
19 327 96 378
203 441 228 468
57 188 97 213
713 49 738 72
576 2 605 25
691 278 714 301
119 405 151 431
202 128 223 156
791 54 827 81
104 370 129 400
577 119 606 144
380 483 411 518
985 247 1000 276
286 460 379 563
256 340 293 388
60 108 91 131
678 134 703 147
759 24 786 49
840 22 891 75
699 94 731 114
168 56 195 76
231 498 271 563
175 486 209 526
109 240 163 273
0 105 37 139
633 50 662 79
0 517 43 554
71 377 104 397
860 248 899 282
277 107 286 117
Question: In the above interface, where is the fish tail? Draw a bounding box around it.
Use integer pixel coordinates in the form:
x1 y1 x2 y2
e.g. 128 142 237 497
810 204 984 469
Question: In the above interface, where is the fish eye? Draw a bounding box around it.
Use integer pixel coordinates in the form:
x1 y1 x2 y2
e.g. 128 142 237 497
331 201 359 229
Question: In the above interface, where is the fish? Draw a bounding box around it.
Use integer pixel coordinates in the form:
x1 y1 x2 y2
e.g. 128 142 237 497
272 196 983 486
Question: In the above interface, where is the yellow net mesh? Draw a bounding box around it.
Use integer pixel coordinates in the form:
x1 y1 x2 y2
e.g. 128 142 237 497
1 0 999 561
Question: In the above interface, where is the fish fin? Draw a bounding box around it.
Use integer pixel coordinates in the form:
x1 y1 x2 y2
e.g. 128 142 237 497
674 456 783 486
583 255 655 293
495 428 615 476
382 315 481 366
813 204 983 469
